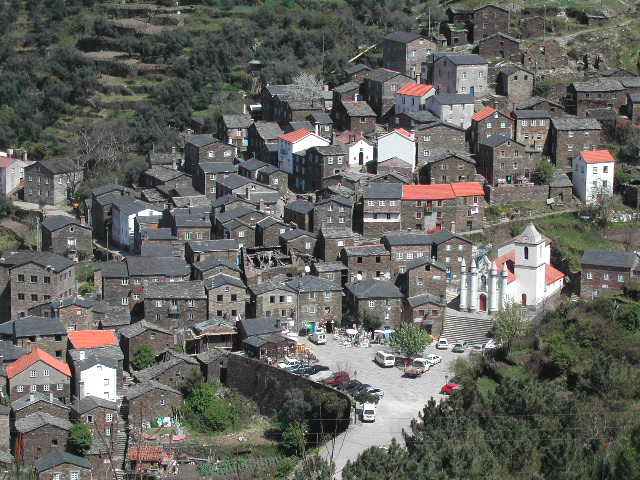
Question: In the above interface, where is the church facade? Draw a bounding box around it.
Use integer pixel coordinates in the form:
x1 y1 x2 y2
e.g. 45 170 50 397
459 223 565 313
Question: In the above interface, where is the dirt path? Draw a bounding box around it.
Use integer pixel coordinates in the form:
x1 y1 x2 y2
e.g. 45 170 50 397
555 19 632 47
0 219 29 239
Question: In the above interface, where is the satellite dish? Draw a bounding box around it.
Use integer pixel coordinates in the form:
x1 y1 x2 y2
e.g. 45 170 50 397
356 273 363 281
304 265 311 273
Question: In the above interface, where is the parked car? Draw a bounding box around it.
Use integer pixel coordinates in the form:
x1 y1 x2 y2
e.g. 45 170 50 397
484 339 500 350
278 357 302 369
424 354 442 365
309 332 327 344
361 386 384 399
440 383 463 395
324 371 350 386
404 358 431 378
337 380 362 392
436 338 450 350
452 341 468 353
375 351 396 367
361 403 376 422
297 365 329 376
470 343 485 355
309 370 333 382
348 383 371 396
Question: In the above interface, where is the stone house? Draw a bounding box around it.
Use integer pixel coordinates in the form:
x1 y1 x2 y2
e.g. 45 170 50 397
442 23 469 47
427 94 476 129
11 392 70 420
472 4 510 42
292 144 349 192
332 101 376 135
477 136 538 185
1 316 67 359
311 261 348 286
522 40 567 71
247 282 297 322
190 320 236 354
419 151 477 184
141 166 191 189
333 82 361 104
341 244 392 282
256 165 288 193
400 183 486 234
172 214 211 242
24 159 82 206
0 405 8 454
126 380 183 426
549 171 574 203
415 121 467 168
362 183 403 237
143 281 207 331
516 96 564 116
477 33 520 62
279 229 317 256
238 158 268 180
36 451 93 480
14 412 72 466
0 251 76 321
133 352 201 391
567 79 626 117
391 109 437 133
403 292 446 335
313 195 353 231
285 276 343 329
184 134 235 175
446 5 473 24
519 15 545 38
401 256 448 299
363 68 413 119
213 206 266 238
41 216 92 257
193 162 236 200
496 66 534 105
383 32 436 80
628 93 640 124
382 232 438 277
247 122 283 165
377 157 413 179
185 239 239 264
468 106 513 153
549 117 602 171
344 63 372 84
219 219 256 250
215 173 279 201
318 227 358 262
192 256 241 281
87 184 134 242
344 279 404 327
71 395 119 450
308 112 334 139
284 200 315 231
255 216 294 248
118 321 174 371
580 249 640 299
432 54 488 97
512 110 551 151
218 113 253 155
205 274 246 321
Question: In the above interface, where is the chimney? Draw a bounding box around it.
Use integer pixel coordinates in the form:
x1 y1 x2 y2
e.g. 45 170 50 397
243 103 247 115
79 351 85 360
21 151 27 162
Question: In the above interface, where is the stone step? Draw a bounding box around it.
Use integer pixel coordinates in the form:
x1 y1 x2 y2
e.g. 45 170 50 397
441 313 494 344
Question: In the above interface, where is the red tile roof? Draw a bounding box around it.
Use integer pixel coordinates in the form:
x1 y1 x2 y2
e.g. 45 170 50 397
6 347 71 379
545 264 565 285
68 330 118 349
494 250 516 284
394 128 414 139
278 129 311 143
581 149 615 164
397 83 434 96
450 182 485 197
128 446 167 463
402 184 456 200
471 106 496 121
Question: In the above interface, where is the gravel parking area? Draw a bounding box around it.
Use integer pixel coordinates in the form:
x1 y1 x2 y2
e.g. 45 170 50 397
298 335 469 478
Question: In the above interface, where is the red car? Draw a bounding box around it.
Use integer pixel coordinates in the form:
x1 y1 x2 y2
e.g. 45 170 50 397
440 383 463 395
323 371 350 386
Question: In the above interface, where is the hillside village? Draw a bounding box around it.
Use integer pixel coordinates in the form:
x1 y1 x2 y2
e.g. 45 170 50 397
1 1 640 479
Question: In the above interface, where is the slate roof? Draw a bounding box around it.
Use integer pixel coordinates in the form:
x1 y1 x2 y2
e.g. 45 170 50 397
416 120 466 132
405 256 447 272
36 451 91 473
617 77 640 88
239 158 268 172
259 164 283 176
95 260 128 278
144 280 207 299
288 121 315 132
72 395 118 415
222 113 252 128
216 205 259 224
572 79 624 92
253 122 283 140
0 451 13 465
30 159 77 175
363 183 403 199
516 96 562 109
366 68 403 83
0 340 27 363
435 53 487 65
119 320 172 338
193 256 240 273
127 380 182 399
205 273 246 290
199 162 237 174
188 239 240 253
383 232 433 246
249 281 295 296
173 215 210 228
111 197 158 216
196 347 229 363
513 109 551 119
134 354 199 383
143 228 177 241
551 117 602 131
313 261 348 272
312 144 349 156
92 184 131 197
217 173 253 191
41 215 85 232
425 150 476 165
407 293 446 308
430 94 476 105
0 251 74 272
13 316 66 338
15 412 72 433
316 195 353 208
280 229 316 241
93 302 131 328
344 244 389 256
285 199 315 214
581 250 638 268
402 110 439 123
141 244 182 257
144 166 188 183
345 279 403 299
344 63 371 75
384 31 422 43
126 256 190 277
285 275 342 292
186 134 218 148
550 171 573 188
238 316 283 337
12 392 69 412
342 101 376 117
257 216 287 229
480 135 517 148
310 112 333 124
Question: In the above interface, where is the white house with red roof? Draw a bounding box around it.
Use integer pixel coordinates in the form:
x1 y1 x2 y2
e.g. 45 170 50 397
0 149 33 196
394 83 435 115
572 149 615 204
68 330 121 401
377 128 416 171
459 223 565 313
277 128 329 175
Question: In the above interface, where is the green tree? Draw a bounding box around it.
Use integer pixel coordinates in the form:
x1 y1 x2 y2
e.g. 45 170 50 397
293 455 334 480
132 344 155 370
353 391 380 405
534 157 555 185
611 425 640 480
281 421 308 457
359 310 382 331
493 300 529 351
68 423 92 455
181 382 236 433
389 323 431 358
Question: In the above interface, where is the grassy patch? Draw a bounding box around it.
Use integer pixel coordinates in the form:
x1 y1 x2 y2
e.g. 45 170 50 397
477 376 498 398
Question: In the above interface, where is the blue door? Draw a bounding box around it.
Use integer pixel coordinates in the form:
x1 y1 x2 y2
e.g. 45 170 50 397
470 86 475 96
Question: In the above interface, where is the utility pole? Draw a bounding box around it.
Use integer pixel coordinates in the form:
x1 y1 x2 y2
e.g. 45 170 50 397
428 7 431 38
321 32 325 78
36 214 41 252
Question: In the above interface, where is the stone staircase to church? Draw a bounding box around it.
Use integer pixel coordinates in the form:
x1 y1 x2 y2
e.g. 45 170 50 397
441 308 495 344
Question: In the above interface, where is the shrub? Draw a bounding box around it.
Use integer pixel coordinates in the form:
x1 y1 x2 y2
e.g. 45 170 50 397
182 382 238 433
68 423 92 455
132 344 155 370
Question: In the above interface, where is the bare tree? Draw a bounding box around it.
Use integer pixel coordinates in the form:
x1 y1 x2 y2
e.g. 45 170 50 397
588 182 614 235
292 71 324 91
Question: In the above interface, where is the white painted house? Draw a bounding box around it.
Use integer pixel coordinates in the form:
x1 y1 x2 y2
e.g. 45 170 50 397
335 132 375 169
395 83 435 115
277 128 329 175
572 150 615 204
0 150 33 196
427 94 476 129
77 356 118 401
111 197 162 250
376 129 416 170
459 223 565 313
432 53 488 96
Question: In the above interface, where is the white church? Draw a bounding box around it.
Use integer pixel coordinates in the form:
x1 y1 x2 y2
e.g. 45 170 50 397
459 223 565 313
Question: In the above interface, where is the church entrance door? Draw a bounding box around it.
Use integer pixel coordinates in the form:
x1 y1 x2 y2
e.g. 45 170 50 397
479 294 487 312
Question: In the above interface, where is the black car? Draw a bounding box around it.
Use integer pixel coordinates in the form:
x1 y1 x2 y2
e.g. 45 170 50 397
337 380 362 392
297 365 330 376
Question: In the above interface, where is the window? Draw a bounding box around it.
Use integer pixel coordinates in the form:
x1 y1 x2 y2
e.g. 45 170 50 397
53 474 61 480
378 200 385 206
70 472 79 480
423 150 430 157
121 297 129 305
486 122 492 129
327 157 334 165
308 305 316 313
31 294 38 301
29 369 37 377
368 300 375 308
367 200 374 206
43 369 50 377
593 166 598 174
132 294 140 301
30 275 37 283
160 398 166 406
135 279 142 285
337 240 344 247
30 385 37 392
603 166 608 173
238 231 245 238
18 293 24 300
184 232 191 240
56 383 63 390
396 252 403 259
586 272 593 280
17 385 24 392
305 242 312 250
17 274 24 282
603 273 610 280
521 120 528 127
105 427 111 437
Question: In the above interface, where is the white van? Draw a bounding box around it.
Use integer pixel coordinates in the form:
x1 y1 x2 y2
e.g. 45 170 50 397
375 351 395 367
361 403 376 422
309 332 327 345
